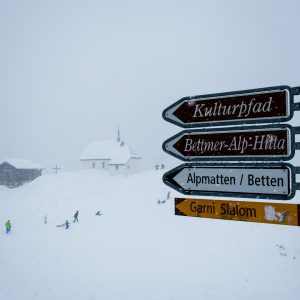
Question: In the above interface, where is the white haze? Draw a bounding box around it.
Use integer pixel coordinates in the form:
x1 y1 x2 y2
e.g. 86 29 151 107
1 0 300 171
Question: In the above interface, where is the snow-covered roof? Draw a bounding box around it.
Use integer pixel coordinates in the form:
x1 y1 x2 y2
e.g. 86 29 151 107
1 159 43 170
80 140 141 165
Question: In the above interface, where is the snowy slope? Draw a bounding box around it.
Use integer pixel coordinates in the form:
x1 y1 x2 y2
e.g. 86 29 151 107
0 170 299 300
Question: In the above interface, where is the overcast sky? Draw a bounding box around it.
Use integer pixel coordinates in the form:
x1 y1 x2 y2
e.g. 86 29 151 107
1 0 300 172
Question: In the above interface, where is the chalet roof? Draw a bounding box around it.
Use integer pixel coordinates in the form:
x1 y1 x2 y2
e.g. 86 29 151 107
1 159 43 170
80 140 141 165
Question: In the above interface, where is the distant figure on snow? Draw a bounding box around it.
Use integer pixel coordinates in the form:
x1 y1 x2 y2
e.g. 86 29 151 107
166 191 171 200
65 220 70 229
73 210 79 223
95 211 102 216
5 220 11 234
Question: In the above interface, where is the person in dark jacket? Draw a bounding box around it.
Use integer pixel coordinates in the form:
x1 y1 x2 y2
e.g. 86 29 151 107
65 220 70 229
73 210 79 223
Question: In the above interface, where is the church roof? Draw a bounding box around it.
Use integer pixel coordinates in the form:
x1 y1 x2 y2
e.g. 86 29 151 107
1 159 43 170
80 140 141 165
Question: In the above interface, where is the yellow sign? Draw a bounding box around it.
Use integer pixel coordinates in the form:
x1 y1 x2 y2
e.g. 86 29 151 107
175 198 300 226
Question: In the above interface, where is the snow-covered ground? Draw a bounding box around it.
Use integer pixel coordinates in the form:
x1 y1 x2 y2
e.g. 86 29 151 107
0 169 299 300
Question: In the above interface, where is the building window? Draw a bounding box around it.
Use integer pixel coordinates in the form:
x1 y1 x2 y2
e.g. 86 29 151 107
115 165 119 170
102 162 105 168
92 162 95 168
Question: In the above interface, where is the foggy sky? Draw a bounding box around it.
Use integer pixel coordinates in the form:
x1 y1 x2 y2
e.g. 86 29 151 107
1 0 300 172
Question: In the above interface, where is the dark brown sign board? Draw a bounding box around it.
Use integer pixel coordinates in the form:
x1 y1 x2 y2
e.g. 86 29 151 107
162 124 300 162
175 198 300 226
163 163 300 200
163 85 300 128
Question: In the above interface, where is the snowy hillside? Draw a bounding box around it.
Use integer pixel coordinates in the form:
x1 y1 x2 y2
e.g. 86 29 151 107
0 169 299 300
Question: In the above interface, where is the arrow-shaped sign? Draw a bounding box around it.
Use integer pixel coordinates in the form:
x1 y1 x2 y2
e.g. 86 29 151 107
163 85 300 128
162 124 300 162
175 198 300 226
163 163 300 200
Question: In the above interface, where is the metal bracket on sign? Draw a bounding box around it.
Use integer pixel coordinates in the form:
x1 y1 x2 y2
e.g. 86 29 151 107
294 102 300 111
294 127 300 150
295 166 300 190
292 86 300 111
292 86 300 95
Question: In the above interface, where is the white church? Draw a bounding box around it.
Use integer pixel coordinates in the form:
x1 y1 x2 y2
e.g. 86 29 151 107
79 130 142 175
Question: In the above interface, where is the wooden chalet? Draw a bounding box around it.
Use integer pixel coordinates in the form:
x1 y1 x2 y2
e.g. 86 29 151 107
0 159 43 187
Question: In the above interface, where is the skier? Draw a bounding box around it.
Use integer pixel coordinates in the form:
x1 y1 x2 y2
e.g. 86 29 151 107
5 220 11 234
166 191 171 200
73 210 79 223
65 220 70 229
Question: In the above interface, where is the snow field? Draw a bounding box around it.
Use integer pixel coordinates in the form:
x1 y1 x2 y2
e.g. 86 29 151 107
0 169 299 300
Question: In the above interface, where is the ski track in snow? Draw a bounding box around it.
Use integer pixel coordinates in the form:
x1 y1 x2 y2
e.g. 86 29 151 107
0 169 299 300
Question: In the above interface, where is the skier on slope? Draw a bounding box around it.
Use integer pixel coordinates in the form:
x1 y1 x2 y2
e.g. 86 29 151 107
73 210 79 223
65 220 70 229
5 220 11 234
167 191 171 200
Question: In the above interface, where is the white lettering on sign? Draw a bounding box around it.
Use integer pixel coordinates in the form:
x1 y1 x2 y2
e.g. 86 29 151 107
184 138 226 152
192 97 273 119
183 133 287 155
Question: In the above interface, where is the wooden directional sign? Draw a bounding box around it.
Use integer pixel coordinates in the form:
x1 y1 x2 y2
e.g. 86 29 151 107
163 85 300 128
162 124 300 162
164 163 300 200
175 198 300 226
